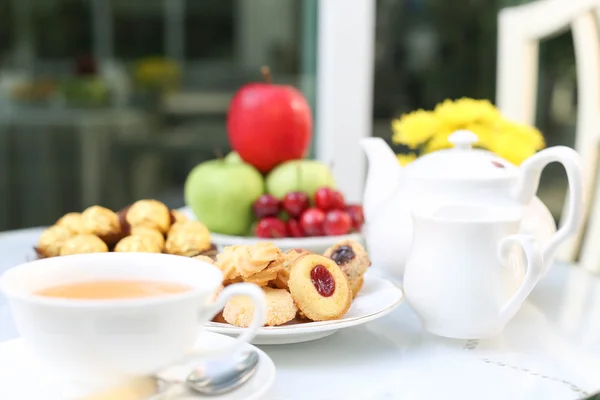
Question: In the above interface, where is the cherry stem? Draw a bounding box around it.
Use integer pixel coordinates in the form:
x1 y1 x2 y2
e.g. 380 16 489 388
261 66 272 84
214 148 223 159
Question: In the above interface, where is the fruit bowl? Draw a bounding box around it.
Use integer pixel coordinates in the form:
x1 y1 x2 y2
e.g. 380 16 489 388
177 206 363 254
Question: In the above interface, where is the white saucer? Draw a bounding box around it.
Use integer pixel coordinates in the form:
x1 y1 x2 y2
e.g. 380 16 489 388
206 273 404 345
178 206 363 254
0 332 276 400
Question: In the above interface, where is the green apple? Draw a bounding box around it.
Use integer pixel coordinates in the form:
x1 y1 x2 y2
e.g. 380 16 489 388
224 151 243 164
266 160 335 199
185 158 264 235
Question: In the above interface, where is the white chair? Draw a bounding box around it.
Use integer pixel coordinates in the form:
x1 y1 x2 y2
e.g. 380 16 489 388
496 0 600 273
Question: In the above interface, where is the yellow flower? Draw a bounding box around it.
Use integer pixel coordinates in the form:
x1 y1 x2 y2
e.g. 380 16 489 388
391 110 440 149
434 98 501 129
464 122 500 150
490 122 544 165
423 127 455 153
397 153 417 166
497 120 545 150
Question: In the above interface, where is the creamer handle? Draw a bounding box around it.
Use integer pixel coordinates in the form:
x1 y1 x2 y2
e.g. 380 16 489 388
513 146 583 268
498 234 544 320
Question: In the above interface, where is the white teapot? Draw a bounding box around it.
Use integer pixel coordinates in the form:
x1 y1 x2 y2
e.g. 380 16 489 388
360 130 583 281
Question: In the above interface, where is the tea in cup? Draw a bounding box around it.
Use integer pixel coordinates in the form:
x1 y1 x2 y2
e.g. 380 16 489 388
0 252 267 389
404 203 544 339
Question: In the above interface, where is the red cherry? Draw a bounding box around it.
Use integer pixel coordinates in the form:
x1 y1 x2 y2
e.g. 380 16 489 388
331 190 345 210
286 219 305 238
345 204 364 231
323 210 352 236
252 194 281 219
282 192 310 217
314 187 337 211
300 208 326 236
255 217 287 238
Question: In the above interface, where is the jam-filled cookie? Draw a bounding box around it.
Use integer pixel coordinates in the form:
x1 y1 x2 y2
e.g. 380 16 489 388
324 240 370 298
288 253 352 321
223 287 297 327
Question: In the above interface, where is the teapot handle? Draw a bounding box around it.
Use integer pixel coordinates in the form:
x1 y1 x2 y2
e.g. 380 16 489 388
512 146 584 268
497 234 544 320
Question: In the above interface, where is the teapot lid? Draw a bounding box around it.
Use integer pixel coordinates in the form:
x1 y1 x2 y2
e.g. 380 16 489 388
407 130 519 180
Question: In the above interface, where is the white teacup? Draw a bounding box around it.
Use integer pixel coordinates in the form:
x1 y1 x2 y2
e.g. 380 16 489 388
0 252 267 389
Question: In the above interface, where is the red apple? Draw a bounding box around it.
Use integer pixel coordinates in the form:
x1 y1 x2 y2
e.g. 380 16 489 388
227 67 313 173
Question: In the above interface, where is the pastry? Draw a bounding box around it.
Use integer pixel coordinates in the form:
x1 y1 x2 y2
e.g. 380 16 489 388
130 226 165 249
324 240 370 298
59 234 109 256
37 225 77 257
114 235 162 253
223 287 297 327
165 220 211 256
214 246 243 283
287 253 352 321
272 248 307 290
243 256 284 287
215 243 282 281
81 205 123 245
55 212 89 234
126 199 171 234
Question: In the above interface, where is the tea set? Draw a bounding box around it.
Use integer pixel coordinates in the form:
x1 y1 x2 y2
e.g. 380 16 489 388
0 129 585 399
361 129 583 337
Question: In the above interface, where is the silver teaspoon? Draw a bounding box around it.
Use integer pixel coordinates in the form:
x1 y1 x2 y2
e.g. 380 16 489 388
154 350 260 398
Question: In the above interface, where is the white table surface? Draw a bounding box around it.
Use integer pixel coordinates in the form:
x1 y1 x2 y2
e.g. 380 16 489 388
1 227 600 399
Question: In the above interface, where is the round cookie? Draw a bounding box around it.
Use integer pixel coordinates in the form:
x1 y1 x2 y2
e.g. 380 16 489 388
223 287 297 327
323 240 371 298
287 253 352 321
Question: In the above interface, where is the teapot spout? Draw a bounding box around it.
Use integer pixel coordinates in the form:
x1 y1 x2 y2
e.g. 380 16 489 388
360 137 402 221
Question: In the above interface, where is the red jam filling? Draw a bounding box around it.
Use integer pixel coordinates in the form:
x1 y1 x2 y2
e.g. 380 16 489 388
310 265 335 297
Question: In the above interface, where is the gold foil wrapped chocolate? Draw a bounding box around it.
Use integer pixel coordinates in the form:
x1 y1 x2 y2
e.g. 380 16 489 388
59 234 109 256
193 255 215 264
37 225 77 257
165 220 211 256
55 212 89 234
130 226 165 249
170 209 188 224
81 206 122 244
126 199 171 234
114 235 162 253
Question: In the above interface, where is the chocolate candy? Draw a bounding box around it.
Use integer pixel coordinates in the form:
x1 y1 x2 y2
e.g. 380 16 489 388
165 220 211 256
130 226 165 249
81 206 122 245
170 209 188 224
126 200 171 234
114 235 162 253
37 225 77 257
59 234 109 256
55 212 89 234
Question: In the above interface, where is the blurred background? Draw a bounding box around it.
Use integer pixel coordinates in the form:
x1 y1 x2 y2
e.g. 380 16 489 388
0 0 575 231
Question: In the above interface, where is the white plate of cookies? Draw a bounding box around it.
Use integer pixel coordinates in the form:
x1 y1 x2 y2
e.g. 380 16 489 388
204 239 405 345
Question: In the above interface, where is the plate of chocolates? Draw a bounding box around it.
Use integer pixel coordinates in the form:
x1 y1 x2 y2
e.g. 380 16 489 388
34 200 217 260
